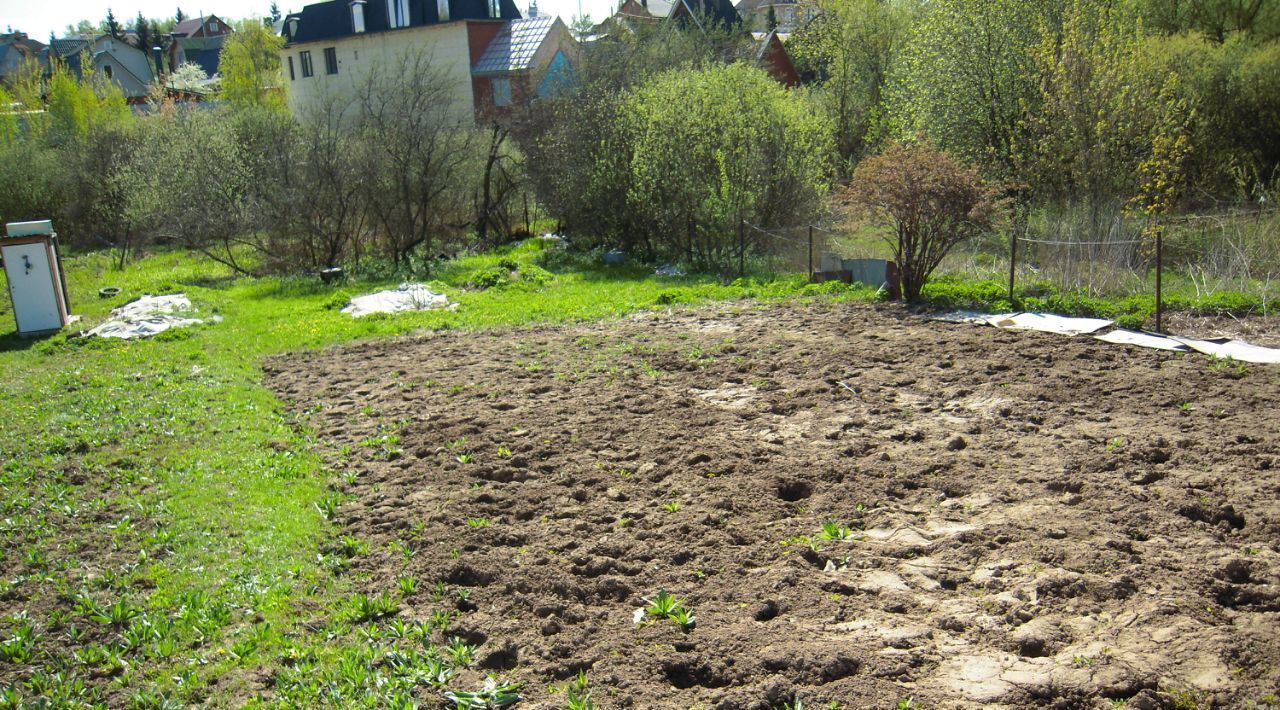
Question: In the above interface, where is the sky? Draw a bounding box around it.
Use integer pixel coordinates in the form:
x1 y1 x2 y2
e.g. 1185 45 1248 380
0 0 616 40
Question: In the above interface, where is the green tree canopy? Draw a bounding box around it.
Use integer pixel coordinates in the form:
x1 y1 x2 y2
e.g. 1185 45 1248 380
887 0 1052 179
218 20 286 110
623 63 833 270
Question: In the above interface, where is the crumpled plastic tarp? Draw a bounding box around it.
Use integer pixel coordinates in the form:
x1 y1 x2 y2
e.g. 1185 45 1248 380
86 294 204 339
341 284 451 317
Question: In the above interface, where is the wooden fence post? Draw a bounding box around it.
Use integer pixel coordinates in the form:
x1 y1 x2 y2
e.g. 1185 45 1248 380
807 226 814 283
737 218 745 278
1155 227 1164 333
1008 230 1018 308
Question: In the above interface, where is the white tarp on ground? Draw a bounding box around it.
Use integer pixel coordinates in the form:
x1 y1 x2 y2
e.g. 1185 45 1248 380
986 312 1115 336
341 284 451 317
1170 336 1280 364
931 311 997 325
86 294 203 339
932 311 1113 334
933 309 1280 363
1094 329 1191 352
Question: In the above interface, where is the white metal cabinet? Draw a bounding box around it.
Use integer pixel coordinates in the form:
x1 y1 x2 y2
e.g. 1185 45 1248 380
3 220 70 337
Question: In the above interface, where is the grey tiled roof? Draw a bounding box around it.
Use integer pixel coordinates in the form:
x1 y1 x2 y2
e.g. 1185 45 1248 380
50 38 90 58
473 17 555 74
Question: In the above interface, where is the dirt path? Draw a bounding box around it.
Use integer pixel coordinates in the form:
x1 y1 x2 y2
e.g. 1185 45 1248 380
267 302 1280 709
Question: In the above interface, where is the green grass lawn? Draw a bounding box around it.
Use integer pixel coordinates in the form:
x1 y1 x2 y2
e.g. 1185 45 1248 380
0 240 868 708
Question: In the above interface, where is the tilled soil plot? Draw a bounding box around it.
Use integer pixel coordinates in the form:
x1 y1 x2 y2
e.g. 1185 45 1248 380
267 302 1280 709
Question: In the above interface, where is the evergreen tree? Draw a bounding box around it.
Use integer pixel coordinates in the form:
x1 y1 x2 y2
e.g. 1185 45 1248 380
106 8 123 38
766 4 778 30
151 21 167 72
176 7 186 23
269 2 282 23
135 12 151 50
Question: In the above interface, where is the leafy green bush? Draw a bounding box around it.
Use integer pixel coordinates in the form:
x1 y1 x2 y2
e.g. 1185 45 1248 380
623 63 834 272
920 277 1012 312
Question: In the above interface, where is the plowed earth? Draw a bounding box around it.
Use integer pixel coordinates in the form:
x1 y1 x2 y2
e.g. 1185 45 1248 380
267 302 1280 709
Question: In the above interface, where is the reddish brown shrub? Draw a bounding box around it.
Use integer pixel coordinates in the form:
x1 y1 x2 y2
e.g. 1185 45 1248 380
841 142 1002 301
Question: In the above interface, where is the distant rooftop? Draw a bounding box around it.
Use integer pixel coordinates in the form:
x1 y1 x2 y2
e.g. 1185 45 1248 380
473 16 555 74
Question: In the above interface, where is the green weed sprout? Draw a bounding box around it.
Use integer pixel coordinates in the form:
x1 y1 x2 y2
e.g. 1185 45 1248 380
638 590 695 630
817 520 856 541
445 676 523 708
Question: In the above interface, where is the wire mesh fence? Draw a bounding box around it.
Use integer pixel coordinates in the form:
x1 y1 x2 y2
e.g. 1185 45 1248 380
747 206 1280 322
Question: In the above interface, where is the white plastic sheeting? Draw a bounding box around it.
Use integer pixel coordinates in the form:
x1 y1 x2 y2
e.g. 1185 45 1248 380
1170 336 1280 364
933 311 1114 335
933 310 1280 363
1094 329 1190 352
930 311 995 325
986 312 1115 336
86 294 203 339
341 284 451 317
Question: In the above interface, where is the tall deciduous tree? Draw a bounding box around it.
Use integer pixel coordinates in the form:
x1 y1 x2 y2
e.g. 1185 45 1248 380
1020 1 1155 208
353 48 478 265
887 0 1052 179
788 0 915 174
217 20 285 110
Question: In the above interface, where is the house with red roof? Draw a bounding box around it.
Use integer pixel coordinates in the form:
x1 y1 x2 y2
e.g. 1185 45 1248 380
167 15 233 79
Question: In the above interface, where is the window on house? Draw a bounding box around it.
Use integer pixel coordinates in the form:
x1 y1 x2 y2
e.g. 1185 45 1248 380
300 50 314 77
351 1 366 32
489 0 500 18
437 0 450 21
386 0 409 27
288 56 295 80
324 47 338 74
103 64 113 78
492 77 512 107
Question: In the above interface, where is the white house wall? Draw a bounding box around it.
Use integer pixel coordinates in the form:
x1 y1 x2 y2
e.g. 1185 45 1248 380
282 22 475 120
